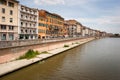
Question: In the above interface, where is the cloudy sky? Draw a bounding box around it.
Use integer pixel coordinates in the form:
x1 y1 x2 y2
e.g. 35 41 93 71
19 0 120 33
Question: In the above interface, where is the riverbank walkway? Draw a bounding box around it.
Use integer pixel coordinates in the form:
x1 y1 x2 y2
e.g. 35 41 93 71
0 38 95 77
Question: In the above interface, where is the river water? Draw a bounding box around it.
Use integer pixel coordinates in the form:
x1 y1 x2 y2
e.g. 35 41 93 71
1 38 120 80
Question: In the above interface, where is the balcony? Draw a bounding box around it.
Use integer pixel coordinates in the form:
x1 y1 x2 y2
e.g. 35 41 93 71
20 10 37 16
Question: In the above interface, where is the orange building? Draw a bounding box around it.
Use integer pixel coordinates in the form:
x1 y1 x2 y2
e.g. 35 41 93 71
38 10 64 39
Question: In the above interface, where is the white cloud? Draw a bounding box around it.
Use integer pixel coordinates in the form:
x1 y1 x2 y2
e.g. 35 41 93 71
105 16 120 24
34 0 65 5
77 15 120 25
33 0 97 6
76 15 120 33
66 0 100 6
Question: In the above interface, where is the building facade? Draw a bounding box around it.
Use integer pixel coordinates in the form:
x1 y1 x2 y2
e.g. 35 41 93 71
38 10 48 39
88 28 94 37
38 10 64 39
65 20 77 37
0 0 19 41
92 30 97 37
63 21 69 38
85 27 90 37
65 20 83 38
76 22 83 37
19 5 38 39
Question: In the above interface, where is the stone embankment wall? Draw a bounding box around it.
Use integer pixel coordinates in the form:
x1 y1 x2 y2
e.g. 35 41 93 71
0 38 82 49
0 37 95 63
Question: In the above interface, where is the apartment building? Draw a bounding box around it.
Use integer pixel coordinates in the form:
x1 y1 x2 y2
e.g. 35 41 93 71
38 10 48 39
101 32 107 37
85 27 90 37
94 30 100 37
76 22 83 37
65 20 83 37
63 21 69 38
92 29 96 36
65 20 77 37
89 28 94 37
19 5 38 39
0 0 19 41
82 26 91 37
82 26 86 37
38 10 64 39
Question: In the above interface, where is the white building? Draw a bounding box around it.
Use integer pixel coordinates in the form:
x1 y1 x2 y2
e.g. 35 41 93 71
18 5 38 39
82 26 86 37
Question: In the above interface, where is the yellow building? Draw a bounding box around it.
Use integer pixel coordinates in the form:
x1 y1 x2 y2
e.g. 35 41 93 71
38 10 64 39
0 0 19 41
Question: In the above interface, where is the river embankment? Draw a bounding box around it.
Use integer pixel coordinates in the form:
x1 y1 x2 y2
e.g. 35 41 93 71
0 37 95 77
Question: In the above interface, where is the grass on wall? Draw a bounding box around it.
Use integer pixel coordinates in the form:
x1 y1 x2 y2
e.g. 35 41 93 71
18 50 49 60
75 42 80 44
64 45 69 47
18 49 40 59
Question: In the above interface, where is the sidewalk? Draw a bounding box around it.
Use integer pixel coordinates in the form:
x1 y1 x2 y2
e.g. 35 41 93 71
0 38 95 77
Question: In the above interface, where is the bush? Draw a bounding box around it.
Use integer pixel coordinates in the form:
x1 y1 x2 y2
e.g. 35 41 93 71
19 49 40 59
64 45 69 47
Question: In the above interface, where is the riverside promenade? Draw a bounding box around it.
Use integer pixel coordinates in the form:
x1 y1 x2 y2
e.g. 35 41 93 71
0 37 95 77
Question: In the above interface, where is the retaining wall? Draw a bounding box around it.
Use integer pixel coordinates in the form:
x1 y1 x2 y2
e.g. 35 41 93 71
0 37 94 63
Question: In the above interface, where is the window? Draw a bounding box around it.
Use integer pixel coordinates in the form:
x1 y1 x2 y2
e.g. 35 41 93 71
2 8 5 13
0 0 7 5
30 30 31 33
1 25 6 30
21 29 23 33
33 30 36 33
30 10 32 14
21 22 23 26
25 30 27 33
26 16 28 19
1 34 6 40
45 24 48 27
39 23 44 27
10 10 13 15
34 17 36 20
21 7 24 11
30 24 31 27
21 15 23 18
2 17 5 22
26 9 28 12
26 23 27 27
19 34 24 39
34 11 36 14
30 17 32 20
33 24 36 27
9 34 14 40
8 2 14 7
9 26 14 30
10 18 13 23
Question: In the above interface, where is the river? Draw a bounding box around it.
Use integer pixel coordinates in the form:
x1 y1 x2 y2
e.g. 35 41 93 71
0 38 120 80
